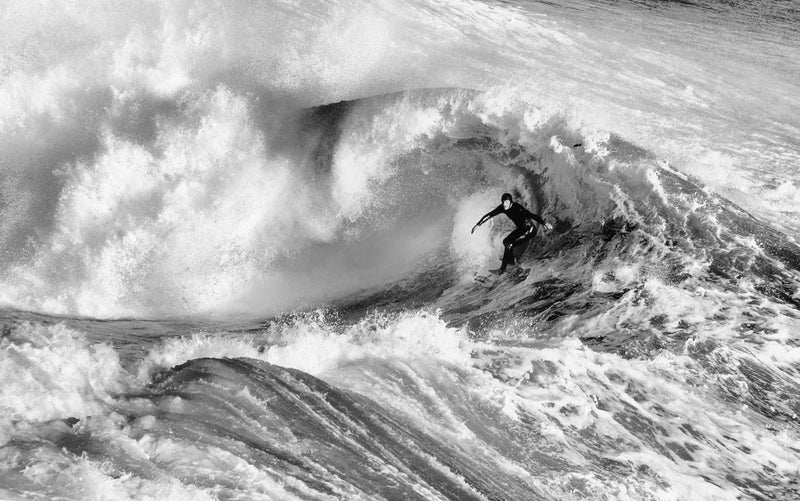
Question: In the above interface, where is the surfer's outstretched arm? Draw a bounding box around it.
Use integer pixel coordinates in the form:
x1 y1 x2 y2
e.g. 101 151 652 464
522 210 552 234
526 212 546 226
471 205 503 233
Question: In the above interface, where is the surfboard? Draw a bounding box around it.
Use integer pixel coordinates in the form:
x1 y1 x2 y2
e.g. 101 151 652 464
477 242 532 283
475 264 529 286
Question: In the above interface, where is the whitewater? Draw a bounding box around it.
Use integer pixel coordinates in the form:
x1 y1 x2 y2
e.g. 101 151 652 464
1 0 799 499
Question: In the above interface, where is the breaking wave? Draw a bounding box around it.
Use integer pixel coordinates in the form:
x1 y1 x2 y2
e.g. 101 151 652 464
3 0 800 500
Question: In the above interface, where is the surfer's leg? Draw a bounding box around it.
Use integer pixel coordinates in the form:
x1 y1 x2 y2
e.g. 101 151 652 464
514 225 535 248
500 247 512 272
501 229 525 271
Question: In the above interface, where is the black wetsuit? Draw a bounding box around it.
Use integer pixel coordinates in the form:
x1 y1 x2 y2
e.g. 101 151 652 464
481 203 546 271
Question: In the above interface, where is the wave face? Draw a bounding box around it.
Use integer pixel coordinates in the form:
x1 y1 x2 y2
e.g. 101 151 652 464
2 0 800 500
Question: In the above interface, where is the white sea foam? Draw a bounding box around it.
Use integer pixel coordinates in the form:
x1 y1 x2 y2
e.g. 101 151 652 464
0 444 216 501
484 336 797 500
0 323 123 426
139 310 472 381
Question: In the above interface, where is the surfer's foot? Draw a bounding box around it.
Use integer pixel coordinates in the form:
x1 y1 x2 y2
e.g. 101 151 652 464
489 268 505 275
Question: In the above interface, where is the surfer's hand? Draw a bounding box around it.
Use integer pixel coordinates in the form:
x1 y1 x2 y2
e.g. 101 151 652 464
544 223 553 232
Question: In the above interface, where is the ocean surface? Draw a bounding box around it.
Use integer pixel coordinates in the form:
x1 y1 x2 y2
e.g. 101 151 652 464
1 0 799 499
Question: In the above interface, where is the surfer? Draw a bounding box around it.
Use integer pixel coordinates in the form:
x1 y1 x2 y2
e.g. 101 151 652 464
471 193 552 274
